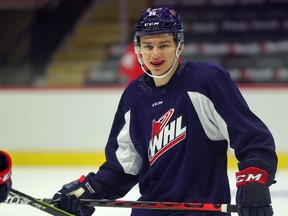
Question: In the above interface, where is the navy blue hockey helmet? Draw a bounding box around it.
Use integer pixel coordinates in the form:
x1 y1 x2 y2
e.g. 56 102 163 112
134 7 184 52
134 7 184 78
135 7 183 35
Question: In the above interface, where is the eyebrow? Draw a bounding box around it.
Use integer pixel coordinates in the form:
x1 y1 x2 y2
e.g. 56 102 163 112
141 40 171 45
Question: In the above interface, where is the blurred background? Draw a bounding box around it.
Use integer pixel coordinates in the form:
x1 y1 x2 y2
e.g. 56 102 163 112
1 0 288 86
0 1 287 215
0 0 287 168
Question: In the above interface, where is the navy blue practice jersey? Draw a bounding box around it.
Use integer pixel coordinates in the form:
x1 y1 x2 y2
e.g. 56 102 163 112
94 61 277 216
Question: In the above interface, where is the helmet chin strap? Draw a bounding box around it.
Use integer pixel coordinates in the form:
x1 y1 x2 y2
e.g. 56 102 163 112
138 44 182 79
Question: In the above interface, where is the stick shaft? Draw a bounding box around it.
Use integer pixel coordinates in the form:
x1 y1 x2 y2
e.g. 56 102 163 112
80 199 238 213
7 189 74 216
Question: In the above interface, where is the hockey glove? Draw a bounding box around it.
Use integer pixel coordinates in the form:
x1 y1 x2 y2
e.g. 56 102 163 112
53 172 100 216
236 166 274 216
0 150 12 202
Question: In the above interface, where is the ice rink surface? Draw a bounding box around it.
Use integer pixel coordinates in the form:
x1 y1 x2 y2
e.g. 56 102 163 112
1 166 287 216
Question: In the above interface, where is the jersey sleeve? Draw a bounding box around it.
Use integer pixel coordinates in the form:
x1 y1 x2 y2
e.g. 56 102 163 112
93 85 142 199
197 65 277 181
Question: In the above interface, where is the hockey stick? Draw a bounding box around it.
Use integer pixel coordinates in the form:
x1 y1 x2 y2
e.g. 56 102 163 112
6 188 238 213
6 188 74 216
76 199 238 213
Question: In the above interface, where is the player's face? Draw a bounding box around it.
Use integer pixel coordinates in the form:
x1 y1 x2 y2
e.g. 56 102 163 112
140 33 178 78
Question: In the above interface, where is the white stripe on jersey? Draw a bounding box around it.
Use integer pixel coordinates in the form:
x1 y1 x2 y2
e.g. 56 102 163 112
188 91 230 143
116 110 143 175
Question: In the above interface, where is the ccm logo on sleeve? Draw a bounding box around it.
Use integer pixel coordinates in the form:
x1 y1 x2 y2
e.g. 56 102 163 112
236 167 268 187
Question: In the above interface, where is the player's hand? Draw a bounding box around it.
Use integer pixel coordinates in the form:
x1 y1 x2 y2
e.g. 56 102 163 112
52 172 98 216
0 150 12 202
236 167 274 216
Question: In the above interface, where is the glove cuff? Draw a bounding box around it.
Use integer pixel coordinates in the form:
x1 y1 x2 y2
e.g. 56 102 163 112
237 158 276 186
236 167 268 187
78 173 97 197
0 151 12 185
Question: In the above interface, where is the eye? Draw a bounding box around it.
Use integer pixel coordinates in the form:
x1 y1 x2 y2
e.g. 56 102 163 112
159 44 169 49
143 44 153 50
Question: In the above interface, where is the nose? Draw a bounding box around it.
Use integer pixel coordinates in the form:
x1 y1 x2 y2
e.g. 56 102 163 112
151 47 161 59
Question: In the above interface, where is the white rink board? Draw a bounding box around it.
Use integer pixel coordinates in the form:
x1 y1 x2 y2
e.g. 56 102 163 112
0 87 288 152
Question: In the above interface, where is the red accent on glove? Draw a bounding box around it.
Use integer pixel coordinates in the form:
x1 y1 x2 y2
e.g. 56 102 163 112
0 150 12 184
78 175 86 184
236 167 268 187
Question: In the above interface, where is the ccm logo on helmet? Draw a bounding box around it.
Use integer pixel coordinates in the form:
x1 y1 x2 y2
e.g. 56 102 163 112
144 22 159 26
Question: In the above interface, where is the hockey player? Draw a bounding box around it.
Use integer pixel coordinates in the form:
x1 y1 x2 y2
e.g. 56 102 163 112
52 7 277 216
0 150 12 202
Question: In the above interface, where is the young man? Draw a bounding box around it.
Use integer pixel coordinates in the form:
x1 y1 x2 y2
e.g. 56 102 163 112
0 150 12 202
52 7 277 216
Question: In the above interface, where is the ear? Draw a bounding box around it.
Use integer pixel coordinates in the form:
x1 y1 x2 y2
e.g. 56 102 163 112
176 44 184 58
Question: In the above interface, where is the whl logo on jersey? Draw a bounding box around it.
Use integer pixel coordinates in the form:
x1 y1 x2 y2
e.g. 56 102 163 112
148 109 187 166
